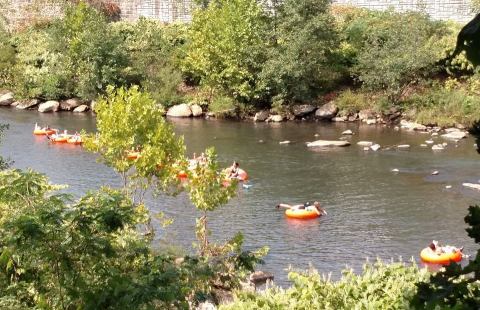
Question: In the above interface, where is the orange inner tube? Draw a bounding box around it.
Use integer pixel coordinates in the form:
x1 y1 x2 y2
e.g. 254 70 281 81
420 247 462 265
126 151 141 160
34 129 57 135
67 137 82 145
285 208 320 220
50 135 70 143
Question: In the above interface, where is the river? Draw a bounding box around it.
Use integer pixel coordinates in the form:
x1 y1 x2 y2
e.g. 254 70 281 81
1 108 480 285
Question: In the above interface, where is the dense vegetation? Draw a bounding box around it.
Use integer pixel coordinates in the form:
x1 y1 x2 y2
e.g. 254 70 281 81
0 0 479 126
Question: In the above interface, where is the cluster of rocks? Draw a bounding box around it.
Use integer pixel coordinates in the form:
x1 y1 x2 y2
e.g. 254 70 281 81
0 92 91 113
252 102 401 124
166 103 204 117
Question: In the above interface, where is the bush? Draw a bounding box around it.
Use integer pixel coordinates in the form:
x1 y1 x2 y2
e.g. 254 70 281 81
209 95 237 118
0 20 15 89
345 10 450 103
222 261 429 310
12 28 72 99
113 19 186 107
403 85 480 127
261 0 344 104
334 90 371 115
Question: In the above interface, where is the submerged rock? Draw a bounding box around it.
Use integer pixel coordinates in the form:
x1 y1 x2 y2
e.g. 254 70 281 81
400 120 427 131
73 105 89 113
463 183 480 190
441 131 467 140
342 129 353 135
397 144 410 149
357 141 373 147
370 144 381 151
432 144 444 151
279 140 291 144
269 115 284 122
307 140 350 147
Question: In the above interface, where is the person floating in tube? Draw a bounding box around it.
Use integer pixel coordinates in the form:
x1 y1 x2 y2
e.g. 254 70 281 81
276 201 327 216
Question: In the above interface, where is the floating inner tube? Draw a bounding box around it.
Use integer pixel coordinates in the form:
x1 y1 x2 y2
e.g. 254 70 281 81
420 247 462 265
285 208 320 220
50 135 71 143
34 128 57 135
237 168 248 181
67 136 82 145
126 151 141 160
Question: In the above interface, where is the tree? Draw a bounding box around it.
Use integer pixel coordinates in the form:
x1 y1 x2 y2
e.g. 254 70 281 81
260 0 343 104
183 0 268 103
349 11 447 103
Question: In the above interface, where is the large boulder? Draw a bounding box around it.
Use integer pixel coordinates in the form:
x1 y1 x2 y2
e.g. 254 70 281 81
0 92 14 106
38 100 60 113
73 104 89 113
315 102 338 120
15 99 40 110
268 115 284 122
166 103 192 117
254 110 270 122
441 131 467 140
307 140 350 147
190 104 203 117
400 120 427 131
463 183 480 190
60 98 82 111
292 104 316 117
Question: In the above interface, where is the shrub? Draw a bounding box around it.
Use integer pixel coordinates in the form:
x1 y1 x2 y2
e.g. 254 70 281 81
346 10 450 103
403 86 480 127
222 260 429 310
261 0 344 104
183 0 268 103
0 20 15 89
334 90 371 115
209 95 237 118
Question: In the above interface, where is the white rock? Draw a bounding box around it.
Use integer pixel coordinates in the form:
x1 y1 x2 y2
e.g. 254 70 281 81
392 168 399 172
420 144 427 147
445 185 452 189
431 132 438 136
314 133 320 137
307 140 350 147
394 126 400 131
190 104 203 117
342 129 353 135
444 127 461 133
332 116 346 122
370 144 381 151
463 183 480 190
400 120 427 131
269 115 284 122
441 131 467 140
73 104 89 113
38 100 60 113
279 140 291 144
357 141 373 147
363 147 370 151
431 170 439 175
425 140 434 144
397 144 410 149
442 142 448 147
0 92 14 106
366 119 376 125
166 103 192 117
432 144 444 151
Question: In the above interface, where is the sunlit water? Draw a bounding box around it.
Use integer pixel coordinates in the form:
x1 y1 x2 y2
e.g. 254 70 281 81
1 108 480 286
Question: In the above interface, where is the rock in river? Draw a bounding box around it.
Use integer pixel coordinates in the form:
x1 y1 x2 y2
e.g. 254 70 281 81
292 104 316 117
463 183 480 190
16 99 40 110
254 110 269 122
307 140 350 147
190 104 203 117
0 92 14 106
400 120 427 131
370 144 381 151
60 98 82 111
342 129 353 135
441 131 467 140
73 104 89 113
357 141 373 147
167 103 192 117
38 100 60 113
315 102 338 120
268 115 284 122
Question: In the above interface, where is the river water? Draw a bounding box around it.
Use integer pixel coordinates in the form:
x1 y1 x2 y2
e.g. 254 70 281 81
1 108 480 285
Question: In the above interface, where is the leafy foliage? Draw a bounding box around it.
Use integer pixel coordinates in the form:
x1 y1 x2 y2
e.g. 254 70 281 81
183 0 268 103
260 0 343 103
0 169 211 309
0 123 10 170
223 261 429 310
347 10 449 103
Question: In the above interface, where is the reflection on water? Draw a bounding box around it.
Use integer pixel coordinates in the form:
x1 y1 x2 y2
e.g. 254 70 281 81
1 108 480 285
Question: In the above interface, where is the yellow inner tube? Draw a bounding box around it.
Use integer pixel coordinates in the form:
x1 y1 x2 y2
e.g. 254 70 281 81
420 247 462 264
285 208 320 220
